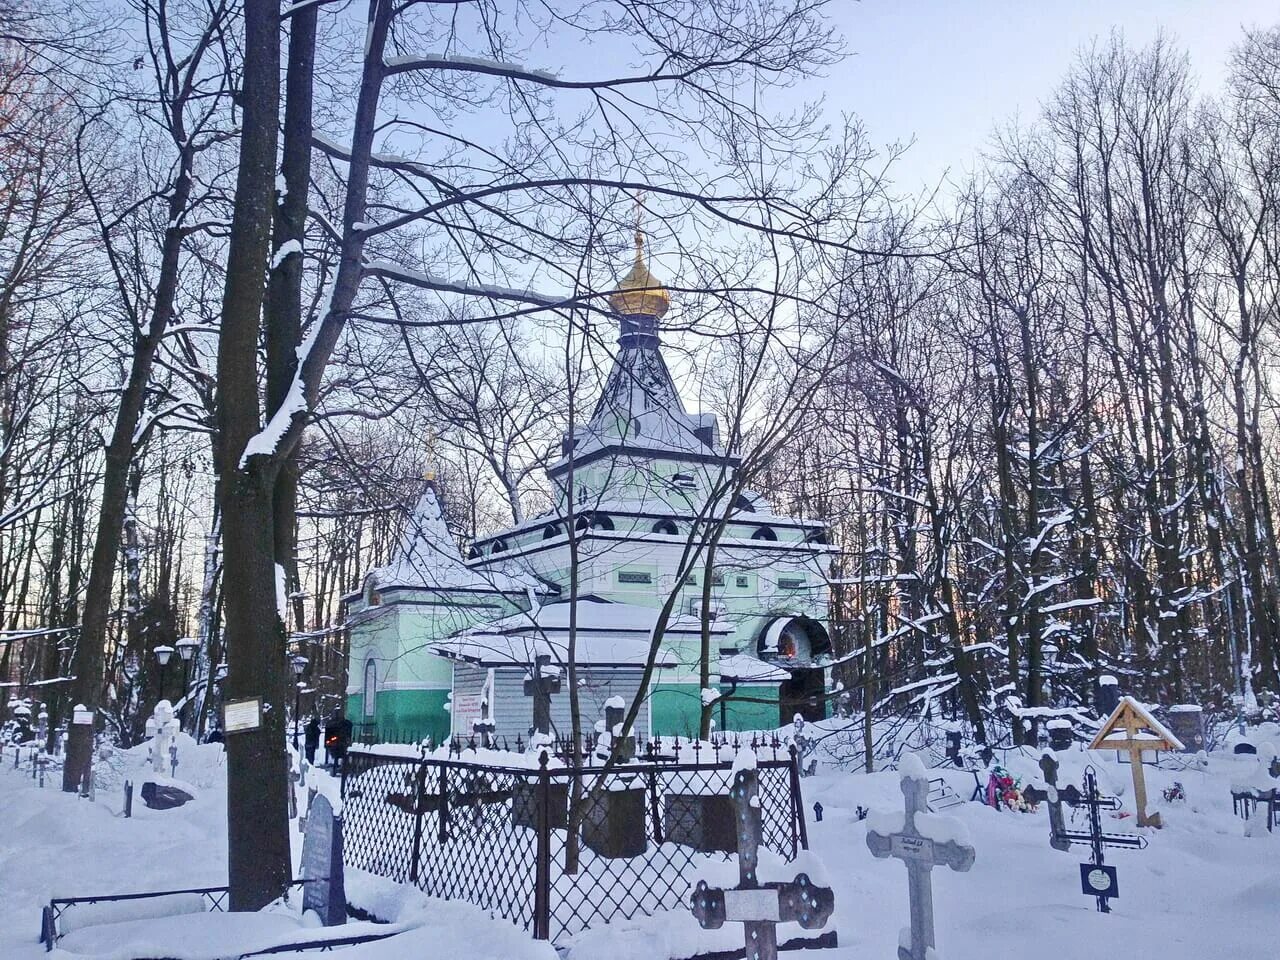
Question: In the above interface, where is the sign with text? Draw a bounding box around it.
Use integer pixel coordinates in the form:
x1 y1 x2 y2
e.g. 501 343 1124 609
891 833 935 861
223 697 262 735
72 708 93 725
722 888 782 922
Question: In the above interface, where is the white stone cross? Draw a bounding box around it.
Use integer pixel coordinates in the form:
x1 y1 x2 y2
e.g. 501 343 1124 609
148 700 178 777
866 754 975 960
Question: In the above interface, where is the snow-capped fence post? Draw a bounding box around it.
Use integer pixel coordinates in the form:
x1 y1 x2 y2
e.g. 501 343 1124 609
866 754 975 960
124 780 133 818
532 750 552 940
437 763 450 843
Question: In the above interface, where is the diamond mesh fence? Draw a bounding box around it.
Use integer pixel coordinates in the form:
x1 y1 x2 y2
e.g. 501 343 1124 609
342 741 805 944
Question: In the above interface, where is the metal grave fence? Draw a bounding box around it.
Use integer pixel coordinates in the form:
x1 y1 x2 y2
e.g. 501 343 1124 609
341 739 808 943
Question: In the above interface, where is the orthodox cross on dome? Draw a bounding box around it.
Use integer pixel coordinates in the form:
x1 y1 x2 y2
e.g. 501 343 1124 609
690 763 834 960
866 754 975 960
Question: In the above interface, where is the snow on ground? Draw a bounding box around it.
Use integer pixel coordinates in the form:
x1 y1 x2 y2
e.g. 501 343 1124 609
1 735 1277 960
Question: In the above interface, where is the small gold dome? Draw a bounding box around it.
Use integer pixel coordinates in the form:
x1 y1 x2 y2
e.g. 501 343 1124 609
608 230 670 319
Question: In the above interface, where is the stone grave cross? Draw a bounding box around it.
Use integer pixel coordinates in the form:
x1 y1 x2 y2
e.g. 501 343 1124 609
1022 752 1078 852
523 653 561 738
866 755 975 960
691 764 834 960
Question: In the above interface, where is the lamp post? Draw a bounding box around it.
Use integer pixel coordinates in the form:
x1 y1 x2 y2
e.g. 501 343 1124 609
174 637 199 732
153 645 174 703
290 654 308 750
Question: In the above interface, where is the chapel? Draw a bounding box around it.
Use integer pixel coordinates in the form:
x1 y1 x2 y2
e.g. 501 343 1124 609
345 232 834 743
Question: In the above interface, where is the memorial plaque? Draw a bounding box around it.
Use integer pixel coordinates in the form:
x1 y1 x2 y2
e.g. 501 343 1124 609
301 793 346 926
723 888 782 922
223 698 262 734
72 707 93 725
892 834 934 860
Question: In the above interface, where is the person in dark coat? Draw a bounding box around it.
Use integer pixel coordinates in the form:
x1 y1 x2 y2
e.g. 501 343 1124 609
303 714 321 765
323 707 353 772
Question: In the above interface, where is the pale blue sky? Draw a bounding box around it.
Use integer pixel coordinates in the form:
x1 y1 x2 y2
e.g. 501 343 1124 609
807 0 1278 192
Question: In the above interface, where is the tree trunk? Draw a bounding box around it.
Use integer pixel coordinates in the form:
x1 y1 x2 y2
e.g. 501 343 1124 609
215 0 289 912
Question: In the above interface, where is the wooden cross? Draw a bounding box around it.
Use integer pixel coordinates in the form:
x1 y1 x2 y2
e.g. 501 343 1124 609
866 758 975 960
522 653 561 737
1088 696 1182 827
690 765 834 960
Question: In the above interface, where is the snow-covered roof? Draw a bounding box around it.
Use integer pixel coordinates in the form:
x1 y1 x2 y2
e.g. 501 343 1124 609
433 596 723 667
717 652 790 683
365 482 530 594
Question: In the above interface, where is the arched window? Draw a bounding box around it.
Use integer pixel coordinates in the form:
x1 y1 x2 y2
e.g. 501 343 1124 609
733 494 756 512
576 513 614 531
490 539 508 555
651 519 678 535
543 523 563 540
751 525 778 541
806 529 829 545
362 659 378 720
466 544 482 560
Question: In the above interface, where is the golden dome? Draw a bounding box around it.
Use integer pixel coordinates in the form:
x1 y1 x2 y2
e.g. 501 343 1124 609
608 230 670 319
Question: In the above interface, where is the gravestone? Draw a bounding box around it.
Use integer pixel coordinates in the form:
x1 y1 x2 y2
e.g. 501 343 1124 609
301 792 346 926
866 753 975 960
690 761 834 960
594 697 635 763
1166 705 1205 754
665 792 736 853
1047 719 1073 752
1096 675 1120 718
148 700 178 778
792 715 817 777
1022 752 1076 852
523 654 561 738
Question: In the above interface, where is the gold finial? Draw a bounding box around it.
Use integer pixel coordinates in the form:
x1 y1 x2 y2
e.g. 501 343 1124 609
609 199 670 319
423 470 436 482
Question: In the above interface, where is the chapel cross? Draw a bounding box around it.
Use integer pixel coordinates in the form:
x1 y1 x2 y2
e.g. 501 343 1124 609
690 765 834 960
523 653 561 738
866 756 975 960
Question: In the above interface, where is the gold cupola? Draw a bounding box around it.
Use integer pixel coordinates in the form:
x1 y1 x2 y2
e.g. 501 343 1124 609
608 229 670 319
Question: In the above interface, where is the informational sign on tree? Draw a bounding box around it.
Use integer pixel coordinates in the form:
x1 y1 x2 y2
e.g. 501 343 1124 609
223 698 263 735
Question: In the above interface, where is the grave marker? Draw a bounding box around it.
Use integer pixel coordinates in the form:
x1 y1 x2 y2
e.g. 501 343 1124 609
866 754 975 960
1021 752 1077 852
1088 696 1182 827
1048 766 1146 913
300 792 346 926
523 654 560 738
690 763 834 960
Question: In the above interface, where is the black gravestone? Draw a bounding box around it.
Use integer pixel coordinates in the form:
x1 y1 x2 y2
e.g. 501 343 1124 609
664 792 737 853
301 793 346 926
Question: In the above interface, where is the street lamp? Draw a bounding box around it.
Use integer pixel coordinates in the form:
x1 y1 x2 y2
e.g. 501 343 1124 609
290 654 308 750
174 638 199 732
153 645 175 702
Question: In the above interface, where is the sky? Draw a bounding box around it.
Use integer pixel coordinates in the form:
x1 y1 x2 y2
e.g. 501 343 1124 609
802 0 1279 194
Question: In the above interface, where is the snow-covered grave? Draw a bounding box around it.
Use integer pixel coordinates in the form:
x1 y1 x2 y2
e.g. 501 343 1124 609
3 718 1280 960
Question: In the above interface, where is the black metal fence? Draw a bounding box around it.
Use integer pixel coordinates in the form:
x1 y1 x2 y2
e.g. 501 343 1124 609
341 739 808 943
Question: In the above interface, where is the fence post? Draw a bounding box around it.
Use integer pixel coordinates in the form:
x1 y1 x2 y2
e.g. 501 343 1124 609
409 761 426 884
437 763 449 843
647 765 663 844
533 751 551 940
788 745 810 853
124 780 133 819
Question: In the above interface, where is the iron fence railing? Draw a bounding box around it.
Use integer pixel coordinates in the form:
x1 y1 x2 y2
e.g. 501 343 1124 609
342 739 808 943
